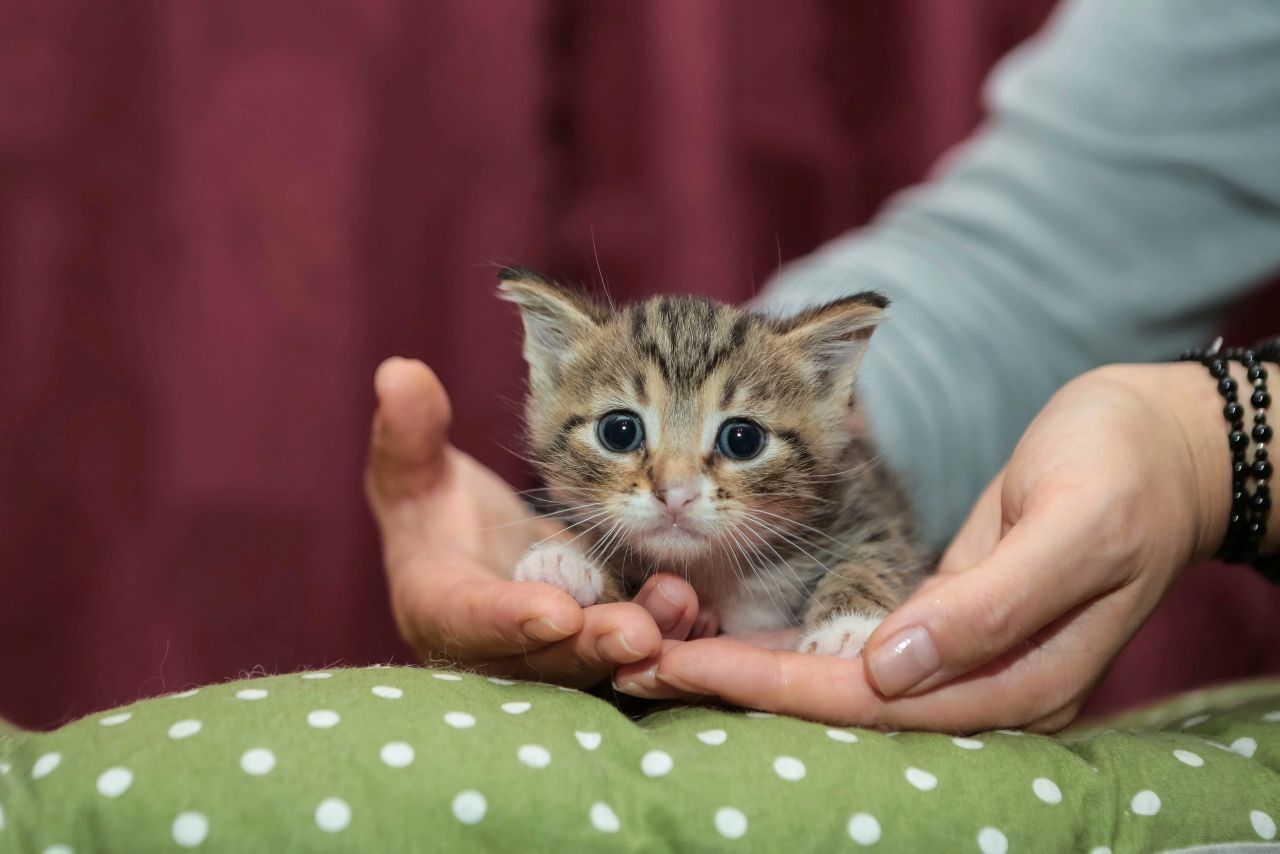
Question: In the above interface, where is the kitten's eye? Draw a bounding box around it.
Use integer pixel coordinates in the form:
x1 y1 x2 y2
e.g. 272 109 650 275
717 420 765 460
596 411 645 453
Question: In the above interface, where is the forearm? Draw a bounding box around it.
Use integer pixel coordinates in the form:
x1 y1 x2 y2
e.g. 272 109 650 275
758 0 1280 547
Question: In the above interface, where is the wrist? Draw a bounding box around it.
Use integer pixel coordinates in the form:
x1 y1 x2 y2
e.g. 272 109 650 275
1162 361 1279 559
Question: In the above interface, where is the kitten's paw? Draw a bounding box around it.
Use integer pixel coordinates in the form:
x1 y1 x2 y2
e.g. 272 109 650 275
797 611 886 659
513 543 604 607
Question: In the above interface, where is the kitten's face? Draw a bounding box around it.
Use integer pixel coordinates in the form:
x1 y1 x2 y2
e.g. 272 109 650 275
501 269 885 565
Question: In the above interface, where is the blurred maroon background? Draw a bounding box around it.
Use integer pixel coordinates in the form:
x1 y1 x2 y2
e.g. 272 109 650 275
2 0 1277 730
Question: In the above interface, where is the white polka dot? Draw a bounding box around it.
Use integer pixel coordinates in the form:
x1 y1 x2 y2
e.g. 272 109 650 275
590 802 620 833
826 729 859 743
96 766 133 798
745 711 775 719
773 756 806 781
315 797 351 832
977 827 1008 854
848 813 881 845
995 729 1024 736
380 742 415 768
501 701 531 715
1173 749 1204 767
99 712 132 727
714 807 748 839
445 711 476 729
172 811 209 847
641 750 674 777
697 729 727 746
167 719 203 741
432 672 463 682
1032 777 1062 804
575 731 601 750
517 745 551 768
904 767 937 791
240 748 276 776
371 685 403 699
1231 737 1257 758
1088 848 1112 854
1251 810 1277 840
301 672 331 680
235 688 267 701
0 762 10 774
1181 713 1209 729
1263 710 1280 722
487 677 516 686
308 709 341 729
32 752 62 779
452 790 487 825
0 803 5 830
170 688 200 699
951 737 983 750
1131 790 1161 816
42 846 72 854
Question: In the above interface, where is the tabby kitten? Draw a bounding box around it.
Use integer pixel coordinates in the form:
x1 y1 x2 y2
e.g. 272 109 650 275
500 267 929 657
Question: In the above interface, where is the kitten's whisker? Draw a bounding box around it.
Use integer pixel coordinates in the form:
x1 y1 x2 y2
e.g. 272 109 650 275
596 523 631 568
722 525 788 619
806 455 884 482
745 507 847 547
526 510 611 550
480 501 606 531
740 513 838 577
735 518 813 598
739 510 847 559
491 441 544 469
558 513 615 550
584 519 623 563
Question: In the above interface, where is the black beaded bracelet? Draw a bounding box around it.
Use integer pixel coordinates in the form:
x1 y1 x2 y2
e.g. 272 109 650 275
1179 336 1279 583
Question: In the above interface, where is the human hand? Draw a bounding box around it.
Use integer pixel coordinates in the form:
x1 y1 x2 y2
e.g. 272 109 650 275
366 357 700 685
615 362 1276 731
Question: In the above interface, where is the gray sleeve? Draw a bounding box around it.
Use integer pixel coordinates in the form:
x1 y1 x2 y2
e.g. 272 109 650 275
757 0 1280 548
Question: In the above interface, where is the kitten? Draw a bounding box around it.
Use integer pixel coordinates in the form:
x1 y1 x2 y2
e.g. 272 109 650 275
500 267 930 658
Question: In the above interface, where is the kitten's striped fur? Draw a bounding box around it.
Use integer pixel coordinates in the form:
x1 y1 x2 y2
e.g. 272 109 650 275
500 268 930 657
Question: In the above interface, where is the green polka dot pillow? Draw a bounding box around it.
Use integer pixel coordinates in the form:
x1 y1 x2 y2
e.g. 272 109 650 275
2 667 1279 851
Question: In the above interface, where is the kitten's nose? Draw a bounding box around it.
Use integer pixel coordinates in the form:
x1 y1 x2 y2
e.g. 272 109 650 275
658 480 700 516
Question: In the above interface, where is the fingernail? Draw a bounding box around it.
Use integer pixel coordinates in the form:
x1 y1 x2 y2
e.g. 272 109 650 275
612 663 660 698
867 627 940 697
597 630 642 662
646 580 686 634
522 616 570 642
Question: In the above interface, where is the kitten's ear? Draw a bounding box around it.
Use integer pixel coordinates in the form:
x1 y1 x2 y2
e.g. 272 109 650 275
776 291 887 388
498 267 601 386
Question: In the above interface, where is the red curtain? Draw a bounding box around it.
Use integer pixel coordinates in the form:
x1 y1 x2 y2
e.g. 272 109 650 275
2 0 1276 730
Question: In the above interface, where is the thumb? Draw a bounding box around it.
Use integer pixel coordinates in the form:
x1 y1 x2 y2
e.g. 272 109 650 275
367 357 452 504
863 497 1111 697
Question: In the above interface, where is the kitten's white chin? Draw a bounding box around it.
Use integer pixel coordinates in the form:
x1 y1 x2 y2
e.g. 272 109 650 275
634 524 712 559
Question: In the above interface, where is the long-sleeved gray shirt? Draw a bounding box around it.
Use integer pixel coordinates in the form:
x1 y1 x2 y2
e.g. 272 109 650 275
758 0 1280 548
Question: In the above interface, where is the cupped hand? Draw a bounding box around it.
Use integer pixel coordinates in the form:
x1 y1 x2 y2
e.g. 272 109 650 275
616 363 1262 731
366 357 699 685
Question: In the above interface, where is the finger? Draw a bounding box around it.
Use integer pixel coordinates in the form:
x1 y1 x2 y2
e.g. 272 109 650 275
649 629 1089 731
863 499 1117 698
937 469 1006 576
396 572 584 659
651 638 885 724
486 602 663 687
367 357 451 506
633 574 699 639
